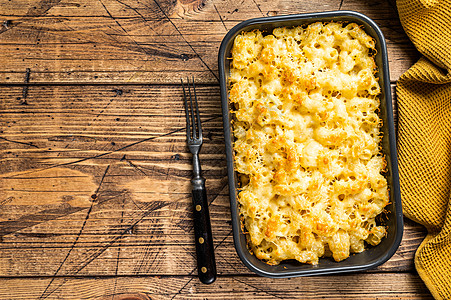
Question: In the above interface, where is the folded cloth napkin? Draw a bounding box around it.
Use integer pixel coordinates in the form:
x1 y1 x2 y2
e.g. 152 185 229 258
396 0 451 298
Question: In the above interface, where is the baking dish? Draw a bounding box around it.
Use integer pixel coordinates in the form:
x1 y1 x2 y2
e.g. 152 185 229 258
218 10 403 277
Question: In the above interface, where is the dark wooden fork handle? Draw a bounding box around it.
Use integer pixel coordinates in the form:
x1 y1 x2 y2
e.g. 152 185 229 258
191 178 216 284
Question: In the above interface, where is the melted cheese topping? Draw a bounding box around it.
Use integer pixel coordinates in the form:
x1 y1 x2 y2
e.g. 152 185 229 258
229 22 389 265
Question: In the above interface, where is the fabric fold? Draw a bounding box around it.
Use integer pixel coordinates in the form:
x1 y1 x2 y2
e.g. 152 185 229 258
396 0 451 298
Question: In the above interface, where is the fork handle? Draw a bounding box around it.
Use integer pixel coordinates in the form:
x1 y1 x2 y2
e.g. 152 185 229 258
191 177 216 284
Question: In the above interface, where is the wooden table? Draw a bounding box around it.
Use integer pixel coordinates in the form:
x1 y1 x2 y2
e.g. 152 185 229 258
0 0 433 299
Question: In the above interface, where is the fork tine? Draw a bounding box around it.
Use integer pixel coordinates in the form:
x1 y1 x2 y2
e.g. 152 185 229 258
181 79 191 140
187 77 197 139
192 77 202 140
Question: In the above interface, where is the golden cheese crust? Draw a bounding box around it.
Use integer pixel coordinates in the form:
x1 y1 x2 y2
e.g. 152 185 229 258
229 22 389 265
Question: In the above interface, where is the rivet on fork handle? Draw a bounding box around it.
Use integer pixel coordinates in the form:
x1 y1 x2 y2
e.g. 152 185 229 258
181 78 217 284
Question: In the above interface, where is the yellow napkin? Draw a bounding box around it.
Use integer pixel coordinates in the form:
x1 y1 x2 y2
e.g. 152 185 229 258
396 0 451 298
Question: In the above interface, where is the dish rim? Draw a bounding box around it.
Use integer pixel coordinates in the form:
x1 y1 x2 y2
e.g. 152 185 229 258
218 10 403 278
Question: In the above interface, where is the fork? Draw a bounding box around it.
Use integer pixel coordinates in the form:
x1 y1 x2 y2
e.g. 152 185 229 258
181 78 216 284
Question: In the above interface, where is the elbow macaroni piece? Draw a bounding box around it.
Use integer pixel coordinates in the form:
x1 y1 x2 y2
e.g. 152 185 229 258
229 22 389 265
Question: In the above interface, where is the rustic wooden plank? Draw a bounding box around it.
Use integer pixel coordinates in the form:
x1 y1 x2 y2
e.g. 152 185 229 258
0 85 223 171
0 165 423 276
0 273 433 299
0 0 419 83
0 84 226 277
1 168 423 277
0 215 426 276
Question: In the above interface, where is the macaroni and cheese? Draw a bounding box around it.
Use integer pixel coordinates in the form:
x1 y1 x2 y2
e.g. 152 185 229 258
229 22 389 265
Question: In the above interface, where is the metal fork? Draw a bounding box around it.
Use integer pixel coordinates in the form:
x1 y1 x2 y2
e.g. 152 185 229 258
181 78 216 284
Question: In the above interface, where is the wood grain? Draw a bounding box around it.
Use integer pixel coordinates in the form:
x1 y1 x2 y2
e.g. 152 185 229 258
0 0 419 84
0 273 433 299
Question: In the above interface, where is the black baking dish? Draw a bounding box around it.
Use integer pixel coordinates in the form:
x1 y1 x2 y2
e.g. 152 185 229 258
218 11 403 277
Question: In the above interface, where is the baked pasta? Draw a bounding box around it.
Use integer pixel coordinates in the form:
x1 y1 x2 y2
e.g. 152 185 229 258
229 22 389 265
